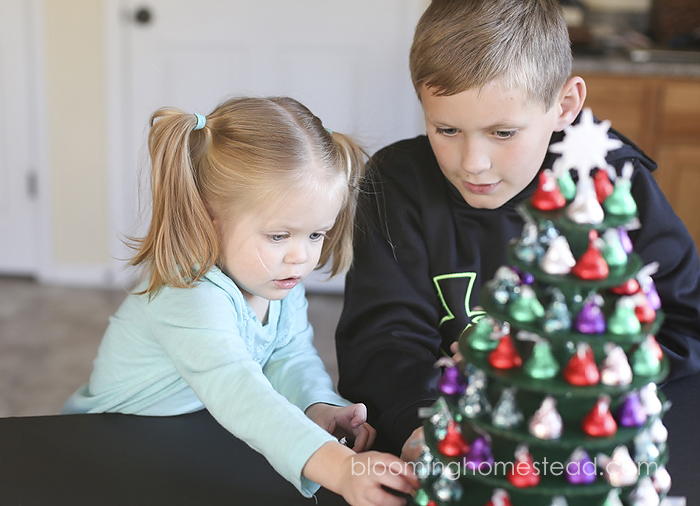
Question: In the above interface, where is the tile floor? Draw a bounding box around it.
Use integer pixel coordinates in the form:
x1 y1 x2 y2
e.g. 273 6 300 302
0 276 344 418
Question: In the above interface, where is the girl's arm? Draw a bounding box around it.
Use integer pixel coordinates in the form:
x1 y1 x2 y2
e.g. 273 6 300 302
303 441 418 506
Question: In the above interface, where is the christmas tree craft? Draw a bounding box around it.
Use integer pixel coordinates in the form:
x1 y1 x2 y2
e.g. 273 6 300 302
413 110 672 506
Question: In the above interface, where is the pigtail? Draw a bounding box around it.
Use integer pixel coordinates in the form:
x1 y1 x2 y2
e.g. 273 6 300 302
129 109 219 294
318 131 367 276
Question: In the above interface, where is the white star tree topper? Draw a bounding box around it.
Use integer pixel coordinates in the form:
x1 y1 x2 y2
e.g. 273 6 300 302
549 108 623 175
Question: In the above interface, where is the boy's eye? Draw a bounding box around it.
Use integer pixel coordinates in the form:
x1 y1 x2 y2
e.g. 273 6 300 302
436 127 459 136
494 130 516 139
268 234 288 242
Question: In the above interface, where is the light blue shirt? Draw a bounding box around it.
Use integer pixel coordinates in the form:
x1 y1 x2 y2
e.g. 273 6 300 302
63 267 348 496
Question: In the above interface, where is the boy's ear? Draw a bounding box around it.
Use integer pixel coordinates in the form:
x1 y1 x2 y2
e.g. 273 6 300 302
553 76 586 132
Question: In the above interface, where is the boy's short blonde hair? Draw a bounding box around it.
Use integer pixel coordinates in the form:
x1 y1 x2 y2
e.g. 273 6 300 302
410 0 572 109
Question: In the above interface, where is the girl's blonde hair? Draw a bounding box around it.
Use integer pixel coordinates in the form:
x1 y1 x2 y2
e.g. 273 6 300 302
409 0 572 109
130 96 366 294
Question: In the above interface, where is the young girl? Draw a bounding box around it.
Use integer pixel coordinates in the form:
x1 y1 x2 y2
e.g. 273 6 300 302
63 97 417 505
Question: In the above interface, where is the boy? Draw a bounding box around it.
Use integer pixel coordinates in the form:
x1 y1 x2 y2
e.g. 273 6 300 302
335 0 700 460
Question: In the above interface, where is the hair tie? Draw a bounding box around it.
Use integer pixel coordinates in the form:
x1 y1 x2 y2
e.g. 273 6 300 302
325 127 333 135
193 113 206 131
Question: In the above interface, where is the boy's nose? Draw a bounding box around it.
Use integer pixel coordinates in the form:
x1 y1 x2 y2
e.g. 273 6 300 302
461 141 490 175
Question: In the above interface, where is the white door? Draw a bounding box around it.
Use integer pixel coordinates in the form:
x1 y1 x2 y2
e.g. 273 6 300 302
108 0 427 290
0 0 39 275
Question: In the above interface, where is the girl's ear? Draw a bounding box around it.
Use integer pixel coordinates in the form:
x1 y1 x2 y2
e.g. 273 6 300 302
553 76 586 132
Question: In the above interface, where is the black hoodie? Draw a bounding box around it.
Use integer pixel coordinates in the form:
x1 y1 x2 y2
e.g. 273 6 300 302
335 125 700 455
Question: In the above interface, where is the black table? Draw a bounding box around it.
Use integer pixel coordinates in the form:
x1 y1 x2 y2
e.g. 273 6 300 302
0 373 698 505
0 409 349 505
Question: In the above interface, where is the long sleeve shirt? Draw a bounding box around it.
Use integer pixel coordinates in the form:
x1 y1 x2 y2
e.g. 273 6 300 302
336 128 700 455
63 267 348 496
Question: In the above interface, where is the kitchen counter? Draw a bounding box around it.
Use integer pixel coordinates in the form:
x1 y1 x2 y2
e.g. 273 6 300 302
574 53 700 78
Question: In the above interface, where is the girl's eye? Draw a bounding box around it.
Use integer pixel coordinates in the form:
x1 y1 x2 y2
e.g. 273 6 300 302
436 127 459 136
268 234 287 242
310 232 326 241
494 130 516 139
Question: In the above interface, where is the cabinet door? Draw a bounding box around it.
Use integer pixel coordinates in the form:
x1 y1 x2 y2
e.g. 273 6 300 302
658 81 700 140
655 144 700 253
579 75 656 154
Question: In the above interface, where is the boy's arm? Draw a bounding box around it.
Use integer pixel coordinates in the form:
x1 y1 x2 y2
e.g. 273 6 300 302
336 144 445 455
629 161 700 381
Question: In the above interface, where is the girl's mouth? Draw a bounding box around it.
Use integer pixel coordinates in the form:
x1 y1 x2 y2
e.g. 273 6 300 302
274 277 300 290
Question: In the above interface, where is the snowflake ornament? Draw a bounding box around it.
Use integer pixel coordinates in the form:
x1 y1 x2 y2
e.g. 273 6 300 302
549 108 623 175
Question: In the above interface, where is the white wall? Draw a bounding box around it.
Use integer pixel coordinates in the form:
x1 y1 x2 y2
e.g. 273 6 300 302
42 0 111 285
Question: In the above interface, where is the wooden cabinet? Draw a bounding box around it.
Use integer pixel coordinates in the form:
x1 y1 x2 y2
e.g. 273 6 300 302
580 73 700 254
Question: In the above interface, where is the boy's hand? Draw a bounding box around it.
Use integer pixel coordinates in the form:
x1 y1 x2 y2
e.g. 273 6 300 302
450 341 464 367
306 403 377 451
400 426 425 462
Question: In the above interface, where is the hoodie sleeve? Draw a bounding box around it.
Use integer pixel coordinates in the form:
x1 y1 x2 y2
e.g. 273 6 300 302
627 162 700 381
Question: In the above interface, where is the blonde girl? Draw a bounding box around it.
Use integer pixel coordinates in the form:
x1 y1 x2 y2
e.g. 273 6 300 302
64 97 417 505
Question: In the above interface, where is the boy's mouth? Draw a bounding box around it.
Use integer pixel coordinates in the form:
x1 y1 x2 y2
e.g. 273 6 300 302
463 181 500 195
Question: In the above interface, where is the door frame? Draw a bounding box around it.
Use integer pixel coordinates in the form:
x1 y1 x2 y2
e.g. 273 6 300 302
0 0 52 282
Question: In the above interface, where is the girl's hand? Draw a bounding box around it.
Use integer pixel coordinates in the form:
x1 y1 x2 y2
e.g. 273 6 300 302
306 403 376 451
339 450 418 506
304 442 418 506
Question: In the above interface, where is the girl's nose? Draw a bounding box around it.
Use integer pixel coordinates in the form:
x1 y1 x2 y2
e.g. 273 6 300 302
284 242 309 265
